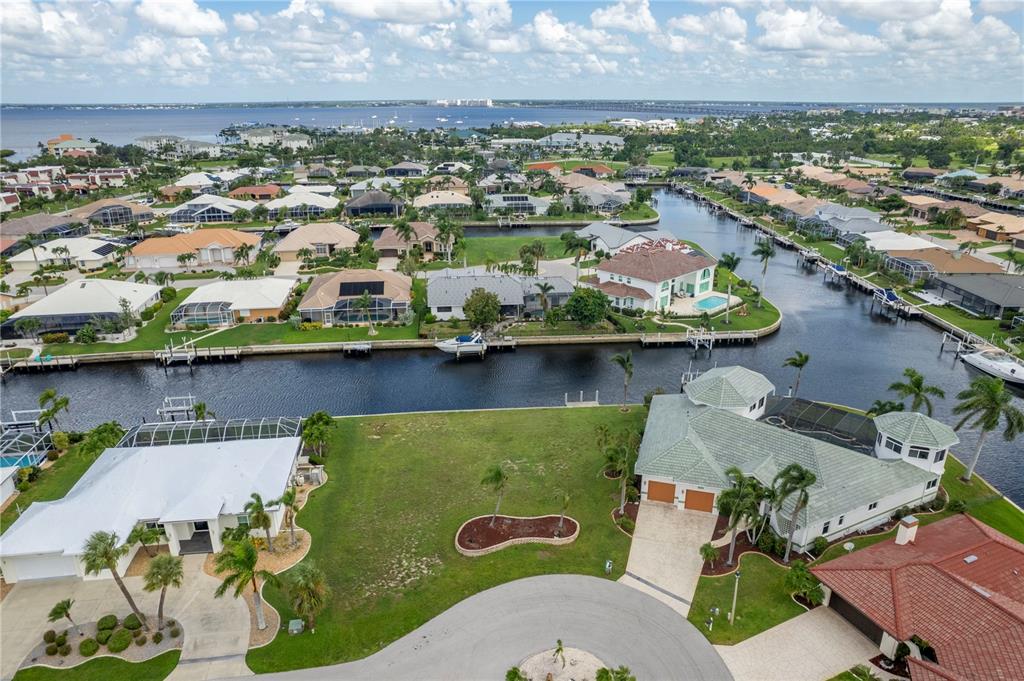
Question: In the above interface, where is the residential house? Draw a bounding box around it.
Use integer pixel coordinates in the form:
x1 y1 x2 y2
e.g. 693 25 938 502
385 162 428 178
928 273 1024 317
902 194 947 220
171 278 296 327
280 133 311 151
227 185 282 202
125 229 261 270
882 248 1003 284
855 230 939 253
574 164 615 179
344 165 382 178
293 163 335 183
967 211 1024 241
287 184 336 197
433 161 472 174
968 175 1024 199
0 192 20 213
2 279 161 336
624 165 661 181
525 162 564 175
811 514 1024 681
424 175 470 194
744 183 805 206
935 168 988 185
344 190 405 217
776 197 827 224
264 192 339 221
168 195 257 224
349 177 403 198
8 237 120 274
669 167 713 179
799 203 886 241
901 167 946 182
298 269 412 324
576 222 674 256
172 172 223 193
705 170 749 189
0 432 301 581
67 199 154 228
374 221 449 260
536 132 625 149
51 138 99 158
478 173 528 194
0 214 87 251
412 191 473 213
483 193 551 216
589 240 716 312
427 270 573 320
578 185 632 212
636 369 954 552
272 222 359 261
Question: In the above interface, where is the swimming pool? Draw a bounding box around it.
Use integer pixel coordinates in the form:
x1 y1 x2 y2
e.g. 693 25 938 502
0 453 44 468
694 295 729 311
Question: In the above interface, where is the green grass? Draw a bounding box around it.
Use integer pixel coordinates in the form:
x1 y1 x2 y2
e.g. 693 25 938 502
617 204 658 220
537 159 629 172
1 348 33 359
826 667 873 681
41 289 194 356
922 305 1018 354
193 321 419 346
687 553 804 645
505 320 618 337
647 150 675 167
927 232 957 240
13 651 180 681
425 236 565 269
247 407 644 673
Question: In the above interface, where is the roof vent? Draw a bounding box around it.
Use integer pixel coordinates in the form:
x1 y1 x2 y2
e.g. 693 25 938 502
972 585 991 598
964 555 978 564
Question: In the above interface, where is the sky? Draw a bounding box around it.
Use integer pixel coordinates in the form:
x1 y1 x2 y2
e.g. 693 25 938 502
2 0 1023 105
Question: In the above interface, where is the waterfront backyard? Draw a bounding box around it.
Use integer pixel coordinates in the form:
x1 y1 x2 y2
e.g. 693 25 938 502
246 406 644 672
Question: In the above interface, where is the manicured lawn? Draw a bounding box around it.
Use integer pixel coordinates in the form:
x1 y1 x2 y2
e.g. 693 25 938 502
41 289 194 356
686 553 804 645
247 407 644 672
1 348 33 359
505 319 618 336
194 322 419 347
927 232 957 240
617 204 659 220
13 650 180 681
922 305 1019 355
425 235 565 269
990 250 1022 266
647 150 675 167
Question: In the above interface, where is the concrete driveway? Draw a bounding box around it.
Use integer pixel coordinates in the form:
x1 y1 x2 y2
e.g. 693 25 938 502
223 574 732 681
715 607 878 681
619 502 717 616
0 554 249 681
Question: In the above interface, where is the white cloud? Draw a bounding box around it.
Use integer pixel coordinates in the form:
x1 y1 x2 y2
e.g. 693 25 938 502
324 0 458 24
136 0 226 37
879 0 1021 57
667 7 748 39
590 0 658 34
756 6 886 53
818 0 943 21
978 0 1021 12
233 13 260 32
530 10 633 54
383 51 402 66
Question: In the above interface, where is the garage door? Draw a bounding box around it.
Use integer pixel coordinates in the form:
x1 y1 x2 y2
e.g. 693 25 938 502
647 481 676 503
829 592 885 645
683 489 715 512
7 554 78 582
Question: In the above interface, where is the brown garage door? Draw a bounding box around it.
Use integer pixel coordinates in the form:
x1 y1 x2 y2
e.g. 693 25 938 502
683 489 715 512
829 592 885 645
647 481 676 503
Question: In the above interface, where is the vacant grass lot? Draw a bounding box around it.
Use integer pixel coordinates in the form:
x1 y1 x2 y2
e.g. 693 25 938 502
12 651 180 681
194 322 419 346
247 407 644 673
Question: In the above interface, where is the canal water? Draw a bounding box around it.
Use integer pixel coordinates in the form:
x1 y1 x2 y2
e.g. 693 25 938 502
3 191 1022 503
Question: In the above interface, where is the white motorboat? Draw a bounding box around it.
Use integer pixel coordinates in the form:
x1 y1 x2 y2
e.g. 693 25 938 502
961 350 1024 387
435 331 486 354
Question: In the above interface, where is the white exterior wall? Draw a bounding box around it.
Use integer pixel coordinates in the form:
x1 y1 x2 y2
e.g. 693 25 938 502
874 432 949 476
430 304 465 321
591 235 650 256
596 271 659 311
640 475 683 509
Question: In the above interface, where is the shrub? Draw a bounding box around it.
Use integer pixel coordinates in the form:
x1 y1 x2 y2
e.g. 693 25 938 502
45 644 58 656
892 506 911 520
46 450 59 461
75 324 98 344
79 638 99 657
43 630 56 644
54 633 67 647
165 619 175 628
135 635 148 646
757 532 775 554
617 517 636 533
643 387 666 408
299 321 323 331
107 629 133 653
152 632 163 644
775 535 789 556
97 614 118 630
307 454 325 466
626 486 640 503
812 536 829 555
40 332 70 344
132 627 143 638
948 499 967 513
58 644 71 657
123 613 142 630
159 286 177 303
96 629 113 645
169 627 181 639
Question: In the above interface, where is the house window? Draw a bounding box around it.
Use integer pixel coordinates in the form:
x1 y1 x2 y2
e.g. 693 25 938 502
868 502 878 511
876 433 882 446
236 514 250 528
315 244 329 256
908 446 930 460
822 521 831 533
926 479 938 490
884 436 903 453
436 306 452 313
748 403 757 412
758 396 765 408
143 521 164 532
838 515 844 526
661 281 669 290
934 449 946 463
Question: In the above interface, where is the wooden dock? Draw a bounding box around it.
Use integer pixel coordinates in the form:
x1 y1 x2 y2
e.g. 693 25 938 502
155 345 241 369
2 355 79 376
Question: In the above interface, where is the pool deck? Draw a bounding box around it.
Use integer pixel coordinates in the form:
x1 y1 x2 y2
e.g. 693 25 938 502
668 292 743 317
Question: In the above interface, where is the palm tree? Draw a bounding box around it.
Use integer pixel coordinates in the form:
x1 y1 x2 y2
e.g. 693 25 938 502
17 234 47 294
393 219 415 249
355 290 376 336
213 539 279 631
752 239 776 308
81 531 150 631
699 542 719 570
152 271 172 286
193 402 215 421
610 351 634 409
783 351 810 397
177 252 198 269
888 368 945 416
14 317 41 341
287 561 332 632
719 252 741 272
481 463 509 527
868 399 905 416
603 437 638 515
717 467 761 566
244 492 276 554
51 245 71 268
742 173 757 203
277 487 300 547
143 554 184 630
561 233 590 283
48 599 78 636
952 376 1024 482
553 488 571 535
128 524 162 557
296 247 315 267
233 244 255 265
534 281 554 319
772 464 817 563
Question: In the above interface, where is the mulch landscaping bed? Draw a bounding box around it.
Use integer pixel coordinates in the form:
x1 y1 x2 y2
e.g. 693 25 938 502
793 594 820 610
870 653 910 678
701 532 789 576
21 618 183 671
612 502 639 524
457 515 577 551
710 514 730 541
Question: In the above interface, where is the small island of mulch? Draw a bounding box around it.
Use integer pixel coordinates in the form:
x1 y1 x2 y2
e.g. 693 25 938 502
457 515 579 555
611 502 639 535
701 532 789 576
21 618 183 672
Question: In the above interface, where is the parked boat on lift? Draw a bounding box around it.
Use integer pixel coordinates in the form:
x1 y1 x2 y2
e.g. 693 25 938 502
961 350 1024 387
435 331 486 354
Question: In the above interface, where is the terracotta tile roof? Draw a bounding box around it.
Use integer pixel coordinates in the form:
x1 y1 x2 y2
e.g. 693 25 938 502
597 242 715 283
526 162 562 173
590 279 652 300
227 184 281 199
812 515 1024 681
299 269 412 309
130 228 260 256
576 164 614 174
374 222 438 251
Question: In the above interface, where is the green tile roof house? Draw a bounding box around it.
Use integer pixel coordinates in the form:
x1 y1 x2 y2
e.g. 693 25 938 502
636 366 957 553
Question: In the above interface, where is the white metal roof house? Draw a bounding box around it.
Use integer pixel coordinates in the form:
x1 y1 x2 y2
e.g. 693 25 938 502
4 279 161 336
349 177 403 198
0 434 301 582
637 367 956 553
576 223 675 256
8 237 120 274
412 190 473 213
171 278 297 327
168 195 258 224
427 270 574 320
264 192 339 221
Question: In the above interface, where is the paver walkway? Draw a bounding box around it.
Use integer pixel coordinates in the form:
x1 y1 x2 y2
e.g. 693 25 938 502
0 554 249 681
618 501 717 616
715 607 878 681
227 575 732 681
